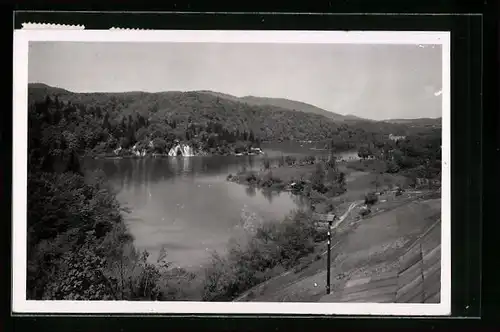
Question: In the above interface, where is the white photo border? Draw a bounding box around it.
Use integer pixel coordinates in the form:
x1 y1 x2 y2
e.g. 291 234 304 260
12 29 451 316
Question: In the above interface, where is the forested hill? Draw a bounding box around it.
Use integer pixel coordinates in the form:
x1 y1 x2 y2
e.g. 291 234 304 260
385 117 442 128
28 83 343 142
27 83 439 157
240 96 348 122
195 91 348 121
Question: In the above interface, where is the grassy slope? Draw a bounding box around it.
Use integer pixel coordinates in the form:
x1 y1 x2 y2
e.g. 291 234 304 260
235 193 441 302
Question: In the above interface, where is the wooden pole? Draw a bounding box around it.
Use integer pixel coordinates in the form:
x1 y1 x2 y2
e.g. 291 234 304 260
327 218 332 295
312 212 335 295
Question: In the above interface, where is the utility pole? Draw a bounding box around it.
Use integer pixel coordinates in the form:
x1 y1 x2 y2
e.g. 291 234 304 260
313 212 336 295
327 217 333 295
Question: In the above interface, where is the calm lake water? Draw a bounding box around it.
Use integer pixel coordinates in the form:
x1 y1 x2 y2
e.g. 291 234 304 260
86 151 308 269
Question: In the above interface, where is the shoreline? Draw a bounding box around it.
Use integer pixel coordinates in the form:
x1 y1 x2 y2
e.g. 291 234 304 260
89 151 267 160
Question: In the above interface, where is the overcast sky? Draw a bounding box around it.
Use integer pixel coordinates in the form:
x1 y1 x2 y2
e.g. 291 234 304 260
28 42 443 120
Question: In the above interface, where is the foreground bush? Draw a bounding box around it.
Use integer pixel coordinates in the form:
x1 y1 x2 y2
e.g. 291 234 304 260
27 168 198 301
202 210 325 301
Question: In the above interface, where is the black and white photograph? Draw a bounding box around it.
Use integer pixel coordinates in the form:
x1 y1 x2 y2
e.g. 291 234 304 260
13 30 450 315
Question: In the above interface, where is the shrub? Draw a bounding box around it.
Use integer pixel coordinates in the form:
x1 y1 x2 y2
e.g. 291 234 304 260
285 155 297 166
385 161 400 173
278 155 285 167
234 141 249 154
44 245 116 300
359 207 371 217
202 210 325 301
302 155 316 165
293 257 312 273
245 172 258 184
364 192 378 206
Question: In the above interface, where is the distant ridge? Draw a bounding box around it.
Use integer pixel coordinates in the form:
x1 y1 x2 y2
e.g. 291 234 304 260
239 96 348 122
195 90 243 104
28 83 71 94
385 117 442 127
386 117 442 123
28 83 438 128
343 114 366 121
194 91 352 122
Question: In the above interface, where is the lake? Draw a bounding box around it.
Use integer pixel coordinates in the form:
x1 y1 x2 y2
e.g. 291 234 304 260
86 152 307 269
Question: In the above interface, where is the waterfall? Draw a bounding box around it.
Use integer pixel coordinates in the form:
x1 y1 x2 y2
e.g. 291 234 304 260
168 144 194 157
181 144 194 156
167 145 178 156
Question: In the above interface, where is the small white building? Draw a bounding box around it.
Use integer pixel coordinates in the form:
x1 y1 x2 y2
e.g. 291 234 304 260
250 147 263 154
389 134 406 141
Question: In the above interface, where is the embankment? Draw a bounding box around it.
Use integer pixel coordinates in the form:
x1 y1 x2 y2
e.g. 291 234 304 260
233 192 441 302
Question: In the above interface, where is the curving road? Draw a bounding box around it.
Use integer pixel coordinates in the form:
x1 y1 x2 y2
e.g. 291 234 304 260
331 201 362 230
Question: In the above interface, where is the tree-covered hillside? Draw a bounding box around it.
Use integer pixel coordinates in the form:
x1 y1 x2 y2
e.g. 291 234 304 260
239 96 347 121
385 117 442 128
27 83 439 157
194 91 348 121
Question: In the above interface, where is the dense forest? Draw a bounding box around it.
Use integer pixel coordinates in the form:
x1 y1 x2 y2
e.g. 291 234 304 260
28 83 440 158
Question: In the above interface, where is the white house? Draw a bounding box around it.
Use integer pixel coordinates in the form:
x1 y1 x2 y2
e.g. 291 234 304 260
389 134 406 141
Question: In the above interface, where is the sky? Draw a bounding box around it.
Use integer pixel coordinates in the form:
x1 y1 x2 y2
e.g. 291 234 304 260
28 42 443 120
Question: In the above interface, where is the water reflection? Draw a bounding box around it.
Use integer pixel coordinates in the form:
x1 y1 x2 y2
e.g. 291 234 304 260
261 189 274 204
245 185 257 197
84 155 302 268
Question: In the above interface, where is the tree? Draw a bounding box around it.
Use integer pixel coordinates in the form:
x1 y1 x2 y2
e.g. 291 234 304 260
120 137 132 149
326 167 337 183
102 112 111 131
358 146 370 159
234 141 248 154
364 192 378 206
248 130 255 142
326 151 337 170
285 155 296 166
385 160 400 173
135 127 149 142
152 138 167 153
278 155 285 167
150 103 159 113
371 173 381 192
310 162 326 192
337 172 346 189
137 114 147 128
